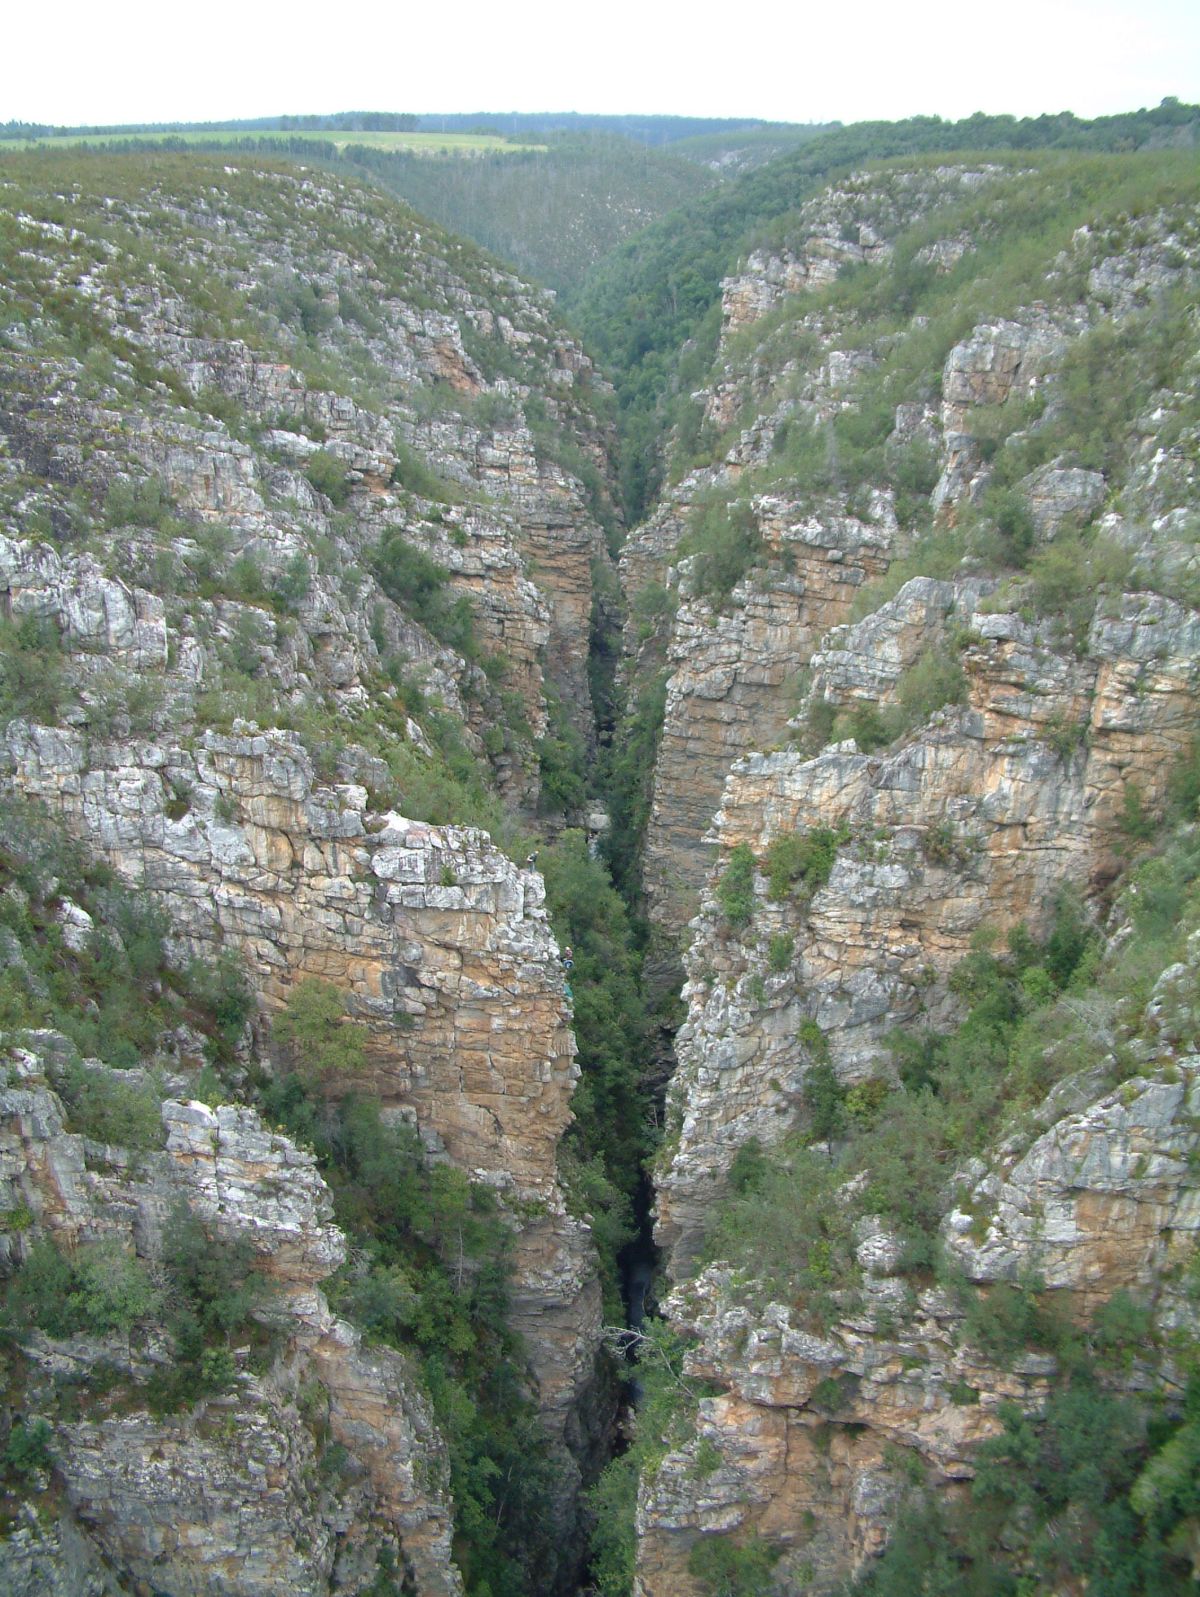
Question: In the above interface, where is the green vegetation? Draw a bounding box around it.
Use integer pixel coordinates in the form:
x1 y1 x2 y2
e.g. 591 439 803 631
763 826 846 901
273 978 369 1081
369 529 480 660
716 842 758 928
767 933 794 973
304 448 351 506
688 1533 781 1596
3 1417 54 1478
678 493 763 607
858 1361 1200 1596
146 1204 277 1410
587 1323 701 1596
4 128 540 156
600 669 669 909
0 1207 275 1412
257 1072 562 1596
540 832 651 1311
1 1237 159 1339
705 1141 860 1327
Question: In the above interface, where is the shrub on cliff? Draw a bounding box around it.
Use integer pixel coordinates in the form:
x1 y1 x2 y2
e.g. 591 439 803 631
680 494 763 608
716 842 757 928
688 1532 782 1596
303 448 350 506
763 826 846 901
1 1237 159 1339
701 1141 859 1325
368 529 479 659
272 978 368 1082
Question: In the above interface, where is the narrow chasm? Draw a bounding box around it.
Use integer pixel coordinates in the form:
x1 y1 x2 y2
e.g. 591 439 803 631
5 123 1200 1597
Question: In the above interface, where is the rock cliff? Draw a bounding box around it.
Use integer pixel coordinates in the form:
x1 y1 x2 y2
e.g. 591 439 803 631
0 151 621 1595
612 152 1200 1594
0 1043 461 1595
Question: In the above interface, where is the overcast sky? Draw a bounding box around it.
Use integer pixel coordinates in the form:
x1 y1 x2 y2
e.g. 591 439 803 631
5 0 1198 128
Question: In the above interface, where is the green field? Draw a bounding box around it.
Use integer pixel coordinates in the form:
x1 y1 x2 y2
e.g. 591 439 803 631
3 129 545 156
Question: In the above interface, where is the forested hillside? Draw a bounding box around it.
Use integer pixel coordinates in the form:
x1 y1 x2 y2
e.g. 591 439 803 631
573 98 1200 519
340 136 718 298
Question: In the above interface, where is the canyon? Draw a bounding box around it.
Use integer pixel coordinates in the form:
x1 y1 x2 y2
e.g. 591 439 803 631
0 121 1198 1597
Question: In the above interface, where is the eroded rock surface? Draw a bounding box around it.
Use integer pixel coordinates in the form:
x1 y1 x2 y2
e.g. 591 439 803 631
0 1045 460 1596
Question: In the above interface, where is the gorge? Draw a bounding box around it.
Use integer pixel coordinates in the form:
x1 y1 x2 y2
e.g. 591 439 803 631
0 104 1199 1596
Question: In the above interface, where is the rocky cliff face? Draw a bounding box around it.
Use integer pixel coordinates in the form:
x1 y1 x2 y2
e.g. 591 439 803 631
1 719 600 1415
0 1042 461 1596
614 154 1200 1593
1 154 619 799
0 152 623 1594
621 158 1200 978
655 578 1200 1275
640 495 893 986
638 1053 1200 1596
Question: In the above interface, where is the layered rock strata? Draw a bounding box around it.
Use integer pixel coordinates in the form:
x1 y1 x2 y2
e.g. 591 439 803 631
0 1044 460 1595
655 580 1200 1272
636 1059 1200 1596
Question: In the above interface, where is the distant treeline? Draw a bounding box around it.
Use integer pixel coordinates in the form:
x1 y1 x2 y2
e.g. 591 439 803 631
4 135 343 160
0 112 418 141
413 112 831 146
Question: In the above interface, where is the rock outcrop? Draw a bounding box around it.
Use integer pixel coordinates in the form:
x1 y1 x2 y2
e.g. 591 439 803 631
0 1045 461 1595
640 495 894 982
638 1059 1200 1595
655 579 1200 1274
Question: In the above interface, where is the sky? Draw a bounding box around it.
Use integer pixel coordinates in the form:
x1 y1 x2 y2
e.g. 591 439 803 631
4 0 1199 128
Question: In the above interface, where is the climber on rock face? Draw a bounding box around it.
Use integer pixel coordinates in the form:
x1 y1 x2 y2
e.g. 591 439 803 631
561 945 574 971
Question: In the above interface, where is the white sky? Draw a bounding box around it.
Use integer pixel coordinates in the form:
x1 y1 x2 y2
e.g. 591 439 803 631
4 0 1198 128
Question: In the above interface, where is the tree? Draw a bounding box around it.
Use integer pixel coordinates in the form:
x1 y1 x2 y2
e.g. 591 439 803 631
273 978 368 1082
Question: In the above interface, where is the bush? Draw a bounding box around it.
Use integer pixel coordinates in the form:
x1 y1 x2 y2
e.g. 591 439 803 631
962 1279 1069 1366
687 1533 781 1597
0 613 68 726
103 474 167 529
763 826 845 901
3 1418 54 1477
2 1238 159 1339
390 442 461 503
368 530 479 658
804 1060 846 1144
716 842 757 928
896 646 967 728
305 449 351 507
273 978 368 1082
767 933 795 973
702 1141 859 1324
681 495 763 607
981 484 1036 566
62 1062 164 1150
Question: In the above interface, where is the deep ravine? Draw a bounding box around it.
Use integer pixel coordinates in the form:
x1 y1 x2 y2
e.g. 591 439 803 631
2 123 1200 1597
